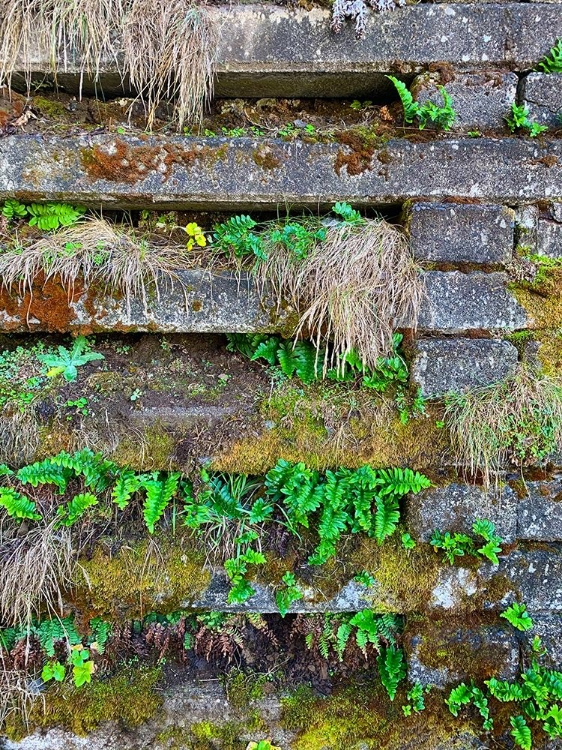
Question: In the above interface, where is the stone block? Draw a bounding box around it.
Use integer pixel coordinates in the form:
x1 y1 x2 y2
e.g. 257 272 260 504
517 478 562 541
515 204 539 253
537 219 562 258
408 203 515 263
405 620 519 688
521 73 562 128
521 614 562 669
490 546 562 614
1 135 562 210
418 273 528 332
411 338 519 397
413 72 518 130
407 482 517 543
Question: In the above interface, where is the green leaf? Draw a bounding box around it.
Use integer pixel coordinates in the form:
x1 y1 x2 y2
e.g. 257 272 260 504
0 487 42 521
510 715 532 750
501 603 534 632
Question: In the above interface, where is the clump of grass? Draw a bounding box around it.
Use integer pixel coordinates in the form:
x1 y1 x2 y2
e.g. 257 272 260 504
445 365 562 486
0 660 41 730
0 521 75 627
0 218 192 315
259 218 423 373
0 0 217 128
123 0 217 129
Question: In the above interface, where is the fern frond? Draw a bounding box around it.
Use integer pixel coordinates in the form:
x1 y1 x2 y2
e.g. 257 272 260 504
0 487 42 521
141 472 181 533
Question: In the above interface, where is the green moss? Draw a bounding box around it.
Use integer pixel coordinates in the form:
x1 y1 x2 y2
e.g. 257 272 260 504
281 679 481 750
111 423 177 470
70 535 211 620
33 97 67 118
213 382 449 475
4 666 162 740
510 267 562 330
225 670 267 710
189 712 265 750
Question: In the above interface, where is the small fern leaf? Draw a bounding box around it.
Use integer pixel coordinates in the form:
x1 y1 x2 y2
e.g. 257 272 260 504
510 715 532 750
57 493 98 527
374 496 400 543
142 472 180 533
112 470 141 510
0 487 42 521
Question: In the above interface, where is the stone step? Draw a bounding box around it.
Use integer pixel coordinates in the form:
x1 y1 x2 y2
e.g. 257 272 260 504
0 270 527 334
6 4 562 99
0 135 561 209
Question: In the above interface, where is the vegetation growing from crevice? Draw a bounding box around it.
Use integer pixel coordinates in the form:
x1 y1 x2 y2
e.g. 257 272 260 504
430 519 504 566
0 448 431 617
505 103 548 138
537 39 562 73
444 365 562 486
0 0 217 128
387 76 456 131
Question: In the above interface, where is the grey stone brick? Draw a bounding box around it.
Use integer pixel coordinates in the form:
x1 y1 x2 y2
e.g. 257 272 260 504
406 621 519 688
411 338 519 397
518 478 562 541
521 73 562 128
409 203 515 263
413 72 518 130
490 546 562 614
537 219 562 258
407 482 517 543
417 273 528 333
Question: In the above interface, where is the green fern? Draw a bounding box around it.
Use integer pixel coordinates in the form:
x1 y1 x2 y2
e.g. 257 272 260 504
511 715 532 750
378 645 406 700
17 458 68 492
537 39 562 73
56 492 98 527
332 202 364 225
26 202 86 231
373 495 400 543
387 76 419 123
112 469 142 510
0 487 42 521
141 472 181 533
89 618 112 654
35 617 81 657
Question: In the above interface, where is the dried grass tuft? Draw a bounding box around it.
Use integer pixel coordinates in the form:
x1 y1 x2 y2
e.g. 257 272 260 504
0 218 193 316
0 0 217 127
445 365 562 487
258 218 423 371
0 657 42 729
0 521 75 627
0 405 40 466
123 0 217 129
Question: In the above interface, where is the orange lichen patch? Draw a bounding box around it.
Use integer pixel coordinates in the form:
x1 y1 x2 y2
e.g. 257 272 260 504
0 275 83 332
81 139 229 183
252 143 284 170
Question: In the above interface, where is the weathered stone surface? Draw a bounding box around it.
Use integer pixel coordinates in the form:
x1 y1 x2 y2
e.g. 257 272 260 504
7 5 562 98
489 546 562 614
417 272 528 333
515 204 539 252
2 680 293 750
0 271 529 334
413 72 518 130
522 614 562 669
537 218 562 257
1 135 562 210
407 483 517 542
411 338 519 397
517 478 562 540
0 271 284 334
430 567 480 611
409 203 515 263
406 621 519 688
521 73 562 128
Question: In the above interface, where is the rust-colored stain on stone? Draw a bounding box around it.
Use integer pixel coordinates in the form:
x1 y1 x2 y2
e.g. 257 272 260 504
80 139 230 183
0 276 83 332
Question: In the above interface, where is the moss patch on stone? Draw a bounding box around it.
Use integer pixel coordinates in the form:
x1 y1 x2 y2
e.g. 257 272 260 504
4 666 162 740
213 382 449 475
70 535 211 621
281 680 481 750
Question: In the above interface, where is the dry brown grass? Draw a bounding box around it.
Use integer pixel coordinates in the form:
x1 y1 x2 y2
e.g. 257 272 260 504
0 0 217 127
0 218 193 315
0 657 42 729
123 0 217 129
0 521 75 627
258 218 423 372
445 365 562 487
0 405 40 466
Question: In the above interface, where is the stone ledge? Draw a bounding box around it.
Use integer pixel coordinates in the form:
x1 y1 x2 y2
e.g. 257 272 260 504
411 338 519 397
1 135 562 209
0 271 528 334
517 478 562 541
408 202 515 263
6 5 562 99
